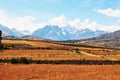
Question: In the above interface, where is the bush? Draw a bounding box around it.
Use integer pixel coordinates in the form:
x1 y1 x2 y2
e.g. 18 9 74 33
20 57 29 64
0 44 3 50
74 48 81 54
10 58 18 64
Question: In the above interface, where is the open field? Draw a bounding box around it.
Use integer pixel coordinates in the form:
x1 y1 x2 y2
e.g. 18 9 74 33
1 40 120 60
0 40 120 80
0 64 120 80
0 50 108 60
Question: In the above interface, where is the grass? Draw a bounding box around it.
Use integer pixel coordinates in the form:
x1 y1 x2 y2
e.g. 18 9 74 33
1 39 120 80
0 64 120 80
1 40 120 61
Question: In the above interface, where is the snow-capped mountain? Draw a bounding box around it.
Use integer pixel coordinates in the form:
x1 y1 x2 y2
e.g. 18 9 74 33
0 24 107 40
0 24 24 36
32 25 65 40
11 28 24 36
74 29 106 39
32 25 106 40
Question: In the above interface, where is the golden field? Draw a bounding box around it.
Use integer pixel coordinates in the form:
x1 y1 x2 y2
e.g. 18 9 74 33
1 40 120 60
0 64 120 80
0 40 120 80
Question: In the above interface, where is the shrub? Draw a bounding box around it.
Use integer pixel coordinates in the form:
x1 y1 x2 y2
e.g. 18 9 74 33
20 57 29 64
10 58 18 64
74 48 81 54
0 44 3 50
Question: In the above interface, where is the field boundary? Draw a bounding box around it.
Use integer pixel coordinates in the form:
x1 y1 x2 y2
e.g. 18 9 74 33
0 57 120 65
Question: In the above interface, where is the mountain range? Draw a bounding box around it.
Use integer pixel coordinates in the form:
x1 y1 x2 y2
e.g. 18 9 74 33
0 24 107 40
1 24 120 48
32 25 106 40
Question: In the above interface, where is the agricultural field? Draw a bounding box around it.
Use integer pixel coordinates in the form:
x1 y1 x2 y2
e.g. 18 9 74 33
0 64 120 80
1 40 120 60
0 40 120 80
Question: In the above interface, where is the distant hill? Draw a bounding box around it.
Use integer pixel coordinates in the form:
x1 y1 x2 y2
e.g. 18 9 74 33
76 30 120 48
101 30 120 38
2 35 48 41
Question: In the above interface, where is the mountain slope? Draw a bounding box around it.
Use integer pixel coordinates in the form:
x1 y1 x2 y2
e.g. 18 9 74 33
0 24 24 36
33 25 65 40
0 24 15 36
11 28 24 36
76 30 120 48
101 30 120 38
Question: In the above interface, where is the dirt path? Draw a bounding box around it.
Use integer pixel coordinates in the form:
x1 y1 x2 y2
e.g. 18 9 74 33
81 51 100 57
81 51 119 61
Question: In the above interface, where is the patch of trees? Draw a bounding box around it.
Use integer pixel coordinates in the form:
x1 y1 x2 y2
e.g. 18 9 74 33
0 30 3 50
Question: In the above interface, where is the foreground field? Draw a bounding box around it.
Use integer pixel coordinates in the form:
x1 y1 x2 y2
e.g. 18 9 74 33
0 64 120 80
1 40 120 80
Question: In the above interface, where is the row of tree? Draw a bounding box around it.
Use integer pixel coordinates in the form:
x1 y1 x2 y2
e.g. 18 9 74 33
0 57 120 65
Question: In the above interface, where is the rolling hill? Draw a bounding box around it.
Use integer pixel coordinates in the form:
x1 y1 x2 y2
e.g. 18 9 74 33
75 30 120 48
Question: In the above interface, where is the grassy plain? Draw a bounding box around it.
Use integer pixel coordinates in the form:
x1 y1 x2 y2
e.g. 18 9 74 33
0 64 120 80
0 40 120 80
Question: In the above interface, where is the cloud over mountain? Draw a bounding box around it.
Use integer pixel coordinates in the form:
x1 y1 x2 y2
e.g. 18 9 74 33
95 8 120 18
49 15 67 27
0 9 120 34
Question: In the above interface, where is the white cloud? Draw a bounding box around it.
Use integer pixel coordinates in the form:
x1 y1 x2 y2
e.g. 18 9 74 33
69 18 81 29
0 9 119 34
99 25 120 32
0 9 43 33
95 8 120 18
68 18 97 30
0 9 5 17
49 15 67 27
69 18 120 32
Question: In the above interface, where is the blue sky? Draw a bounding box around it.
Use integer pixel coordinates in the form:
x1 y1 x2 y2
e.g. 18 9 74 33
0 0 120 33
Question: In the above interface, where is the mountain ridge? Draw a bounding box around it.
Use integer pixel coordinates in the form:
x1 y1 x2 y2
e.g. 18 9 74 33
32 25 107 40
0 24 108 41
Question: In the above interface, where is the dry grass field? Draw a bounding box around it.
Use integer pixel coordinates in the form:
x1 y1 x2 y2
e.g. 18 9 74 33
0 64 120 80
1 40 120 60
0 40 120 80
0 50 108 60
2 40 68 48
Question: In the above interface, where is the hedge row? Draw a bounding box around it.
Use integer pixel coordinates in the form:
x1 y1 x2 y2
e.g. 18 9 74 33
0 57 120 65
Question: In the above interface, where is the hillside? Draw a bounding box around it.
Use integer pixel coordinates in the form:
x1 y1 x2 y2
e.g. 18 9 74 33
75 30 120 48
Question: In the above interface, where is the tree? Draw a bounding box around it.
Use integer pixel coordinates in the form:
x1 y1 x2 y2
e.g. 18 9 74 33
0 30 3 50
